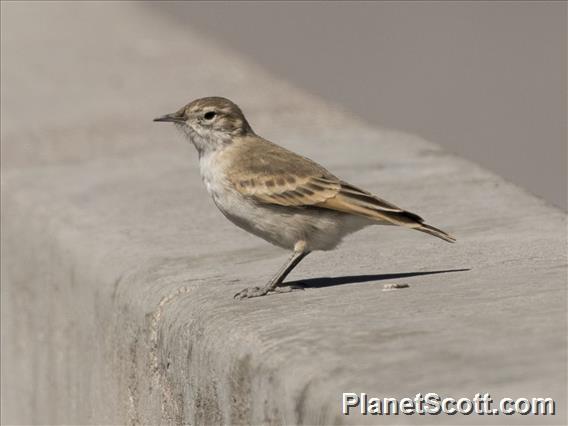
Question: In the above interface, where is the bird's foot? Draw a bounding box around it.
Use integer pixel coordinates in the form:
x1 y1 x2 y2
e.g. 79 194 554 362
233 286 269 300
233 284 304 300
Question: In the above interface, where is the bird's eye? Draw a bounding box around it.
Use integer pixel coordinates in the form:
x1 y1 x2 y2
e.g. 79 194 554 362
204 111 216 120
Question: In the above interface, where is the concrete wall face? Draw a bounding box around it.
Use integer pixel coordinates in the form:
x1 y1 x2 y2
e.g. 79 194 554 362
1 2 566 425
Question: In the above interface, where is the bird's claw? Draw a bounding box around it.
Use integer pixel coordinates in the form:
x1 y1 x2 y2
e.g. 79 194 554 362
233 286 269 300
233 284 305 300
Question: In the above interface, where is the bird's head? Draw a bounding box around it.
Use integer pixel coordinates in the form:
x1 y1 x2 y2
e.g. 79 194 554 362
154 97 253 141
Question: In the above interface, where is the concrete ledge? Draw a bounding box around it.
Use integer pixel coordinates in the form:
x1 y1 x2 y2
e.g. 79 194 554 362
2 2 566 425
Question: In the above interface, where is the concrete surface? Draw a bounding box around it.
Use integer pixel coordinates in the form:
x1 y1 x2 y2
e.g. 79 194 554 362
156 1 568 211
1 2 566 425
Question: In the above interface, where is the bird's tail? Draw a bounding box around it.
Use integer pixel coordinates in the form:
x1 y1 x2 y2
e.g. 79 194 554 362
415 223 456 243
316 180 456 243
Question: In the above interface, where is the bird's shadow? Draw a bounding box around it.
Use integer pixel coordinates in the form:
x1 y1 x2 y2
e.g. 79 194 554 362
286 268 470 289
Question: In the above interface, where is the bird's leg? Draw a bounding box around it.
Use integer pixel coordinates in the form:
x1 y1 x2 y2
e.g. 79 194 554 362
265 250 310 293
234 247 310 300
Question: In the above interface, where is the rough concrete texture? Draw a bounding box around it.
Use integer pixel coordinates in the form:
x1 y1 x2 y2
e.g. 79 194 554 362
1 2 566 425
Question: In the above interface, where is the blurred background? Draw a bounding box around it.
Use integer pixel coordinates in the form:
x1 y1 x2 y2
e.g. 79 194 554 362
2 2 566 424
155 1 567 210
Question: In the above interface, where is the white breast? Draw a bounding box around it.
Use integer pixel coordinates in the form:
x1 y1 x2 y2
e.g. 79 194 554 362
199 150 224 199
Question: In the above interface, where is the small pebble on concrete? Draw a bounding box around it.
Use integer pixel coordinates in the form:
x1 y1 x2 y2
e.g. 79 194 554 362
382 283 410 291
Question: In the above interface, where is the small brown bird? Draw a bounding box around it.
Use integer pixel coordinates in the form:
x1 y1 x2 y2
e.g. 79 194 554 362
154 97 455 299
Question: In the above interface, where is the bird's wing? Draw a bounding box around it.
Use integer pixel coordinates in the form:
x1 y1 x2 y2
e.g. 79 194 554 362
235 170 423 225
227 137 455 242
234 173 341 206
228 138 419 223
227 137 340 206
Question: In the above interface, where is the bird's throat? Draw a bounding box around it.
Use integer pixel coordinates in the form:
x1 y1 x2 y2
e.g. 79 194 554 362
175 124 232 158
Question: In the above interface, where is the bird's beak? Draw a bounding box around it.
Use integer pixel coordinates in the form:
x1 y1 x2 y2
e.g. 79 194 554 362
153 111 186 123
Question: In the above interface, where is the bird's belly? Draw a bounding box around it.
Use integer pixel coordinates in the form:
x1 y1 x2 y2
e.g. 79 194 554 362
209 187 370 251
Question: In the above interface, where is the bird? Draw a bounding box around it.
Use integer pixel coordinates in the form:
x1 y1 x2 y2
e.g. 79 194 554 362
154 97 455 299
